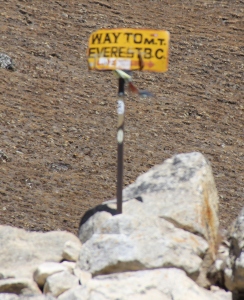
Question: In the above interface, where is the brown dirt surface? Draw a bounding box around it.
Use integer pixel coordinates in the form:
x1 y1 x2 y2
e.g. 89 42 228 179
0 0 243 235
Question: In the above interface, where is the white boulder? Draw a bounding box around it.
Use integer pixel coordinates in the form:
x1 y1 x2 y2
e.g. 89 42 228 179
58 268 232 300
43 271 79 297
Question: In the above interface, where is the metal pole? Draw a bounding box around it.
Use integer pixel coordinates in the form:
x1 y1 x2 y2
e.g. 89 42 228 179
117 78 125 214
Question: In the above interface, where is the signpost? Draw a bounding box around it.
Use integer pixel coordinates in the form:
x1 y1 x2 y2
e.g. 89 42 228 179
88 28 170 72
87 28 170 214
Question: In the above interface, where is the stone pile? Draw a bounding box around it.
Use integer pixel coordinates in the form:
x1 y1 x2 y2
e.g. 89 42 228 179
0 152 243 299
0 227 83 298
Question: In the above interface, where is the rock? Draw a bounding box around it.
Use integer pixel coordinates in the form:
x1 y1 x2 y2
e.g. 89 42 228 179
33 262 68 287
58 268 232 300
0 295 56 300
207 240 229 288
0 53 14 71
60 261 76 273
78 209 115 244
122 152 219 258
224 207 244 292
73 269 92 285
78 152 218 285
0 294 19 300
43 271 79 297
77 213 208 279
0 278 41 295
80 152 219 259
0 225 81 279
62 240 82 262
58 286 89 300
0 150 11 163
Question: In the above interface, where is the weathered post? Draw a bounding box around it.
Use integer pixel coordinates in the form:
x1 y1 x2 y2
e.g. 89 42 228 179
117 77 125 213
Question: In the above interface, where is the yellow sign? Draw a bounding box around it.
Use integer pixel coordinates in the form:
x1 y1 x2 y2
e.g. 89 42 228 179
87 28 170 73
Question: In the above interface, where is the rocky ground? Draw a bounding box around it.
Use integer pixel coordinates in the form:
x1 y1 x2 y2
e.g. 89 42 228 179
0 0 243 235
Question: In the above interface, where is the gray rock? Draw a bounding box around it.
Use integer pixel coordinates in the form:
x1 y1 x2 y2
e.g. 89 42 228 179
0 278 41 295
0 226 81 279
62 240 82 262
81 152 219 259
0 294 19 300
73 269 92 285
225 207 244 292
60 261 76 273
43 271 79 297
78 152 219 285
58 268 232 300
78 211 114 244
34 262 68 287
121 152 219 258
208 240 229 288
78 213 208 279
0 295 56 300
58 286 89 300
0 53 14 70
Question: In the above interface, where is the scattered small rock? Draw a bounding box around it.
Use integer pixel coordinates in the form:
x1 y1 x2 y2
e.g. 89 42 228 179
49 162 72 172
0 53 15 71
0 150 11 162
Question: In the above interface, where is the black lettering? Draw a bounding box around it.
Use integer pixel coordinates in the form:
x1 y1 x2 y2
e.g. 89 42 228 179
144 38 156 45
111 47 118 57
135 47 142 53
134 33 143 44
112 32 121 43
119 47 126 58
103 33 111 44
101 47 110 57
91 34 102 44
155 49 164 59
126 49 134 58
89 48 97 56
157 38 165 46
95 47 108 57
144 48 153 59
97 48 104 55
124 33 133 43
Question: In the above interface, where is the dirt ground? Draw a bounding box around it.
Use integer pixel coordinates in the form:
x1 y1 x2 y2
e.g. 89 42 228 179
0 0 243 235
